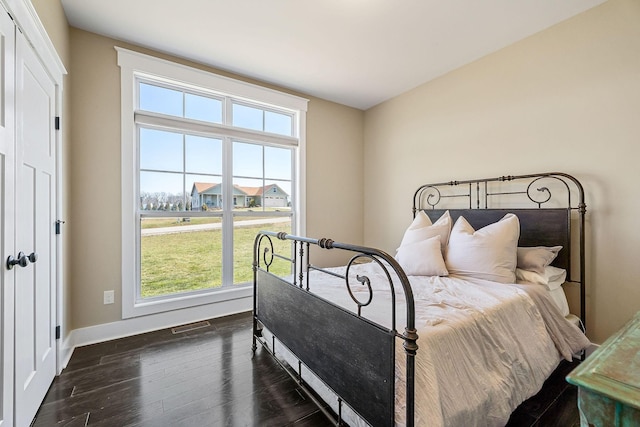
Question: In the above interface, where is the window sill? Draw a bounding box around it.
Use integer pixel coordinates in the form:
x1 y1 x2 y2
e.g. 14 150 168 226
122 284 253 319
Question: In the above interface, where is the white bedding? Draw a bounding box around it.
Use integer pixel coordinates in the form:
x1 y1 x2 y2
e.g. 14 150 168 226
262 262 590 427
548 286 570 317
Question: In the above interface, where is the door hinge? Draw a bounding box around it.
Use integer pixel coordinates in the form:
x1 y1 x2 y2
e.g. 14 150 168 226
55 325 61 340
55 220 65 235
55 116 60 130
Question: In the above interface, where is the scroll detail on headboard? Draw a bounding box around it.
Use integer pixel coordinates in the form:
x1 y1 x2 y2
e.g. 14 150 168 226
413 172 586 213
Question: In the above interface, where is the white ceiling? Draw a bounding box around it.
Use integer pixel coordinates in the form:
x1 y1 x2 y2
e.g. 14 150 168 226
60 0 606 110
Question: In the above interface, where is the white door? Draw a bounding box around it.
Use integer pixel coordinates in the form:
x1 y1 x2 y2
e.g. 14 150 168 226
0 8 16 427
13 29 57 427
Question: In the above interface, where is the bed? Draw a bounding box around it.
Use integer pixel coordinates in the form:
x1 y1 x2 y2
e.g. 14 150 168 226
252 172 590 427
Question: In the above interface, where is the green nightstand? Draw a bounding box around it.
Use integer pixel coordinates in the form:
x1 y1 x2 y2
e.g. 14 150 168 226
566 312 640 426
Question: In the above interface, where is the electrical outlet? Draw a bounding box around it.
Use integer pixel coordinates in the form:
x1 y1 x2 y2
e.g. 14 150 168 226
104 290 115 304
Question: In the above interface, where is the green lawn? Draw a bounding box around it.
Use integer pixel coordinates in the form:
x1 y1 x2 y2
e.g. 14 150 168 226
140 221 291 298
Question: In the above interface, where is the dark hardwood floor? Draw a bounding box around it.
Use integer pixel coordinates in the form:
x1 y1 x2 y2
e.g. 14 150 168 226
32 312 585 426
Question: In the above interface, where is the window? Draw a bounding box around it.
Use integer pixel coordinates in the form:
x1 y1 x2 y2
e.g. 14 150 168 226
118 48 308 318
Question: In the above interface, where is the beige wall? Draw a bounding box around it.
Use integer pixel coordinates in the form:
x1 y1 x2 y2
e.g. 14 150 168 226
363 0 640 344
67 29 364 329
306 98 365 265
31 0 69 63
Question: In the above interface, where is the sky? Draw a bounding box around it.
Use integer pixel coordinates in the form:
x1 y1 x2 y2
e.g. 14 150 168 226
138 83 293 201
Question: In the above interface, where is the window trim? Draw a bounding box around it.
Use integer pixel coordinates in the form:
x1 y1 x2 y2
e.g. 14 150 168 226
117 47 307 319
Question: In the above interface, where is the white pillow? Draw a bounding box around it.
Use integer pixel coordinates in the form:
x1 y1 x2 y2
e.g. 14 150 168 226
395 236 449 276
517 246 562 274
516 265 567 291
445 213 520 284
398 210 451 254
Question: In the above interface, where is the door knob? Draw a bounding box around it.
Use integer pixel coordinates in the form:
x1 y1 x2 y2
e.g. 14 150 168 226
28 252 38 263
6 252 29 270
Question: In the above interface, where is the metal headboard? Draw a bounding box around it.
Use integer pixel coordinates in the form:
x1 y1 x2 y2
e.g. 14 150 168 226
412 172 587 331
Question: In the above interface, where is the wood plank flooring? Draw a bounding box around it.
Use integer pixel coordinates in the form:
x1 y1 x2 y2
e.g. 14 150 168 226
32 312 585 426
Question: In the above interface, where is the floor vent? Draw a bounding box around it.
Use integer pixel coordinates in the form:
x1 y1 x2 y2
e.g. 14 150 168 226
171 320 211 334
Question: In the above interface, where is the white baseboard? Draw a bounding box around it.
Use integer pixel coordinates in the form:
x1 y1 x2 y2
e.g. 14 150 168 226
59 340 74 371
60 296 252 370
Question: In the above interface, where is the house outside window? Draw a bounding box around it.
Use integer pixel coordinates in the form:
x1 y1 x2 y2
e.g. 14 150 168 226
118 48 308 318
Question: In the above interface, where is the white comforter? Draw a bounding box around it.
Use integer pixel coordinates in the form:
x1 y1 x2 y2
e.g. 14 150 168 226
267 262 590 426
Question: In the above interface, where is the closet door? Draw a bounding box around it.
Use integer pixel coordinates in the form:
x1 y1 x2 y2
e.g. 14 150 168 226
0 9 15 427
13 28 57 427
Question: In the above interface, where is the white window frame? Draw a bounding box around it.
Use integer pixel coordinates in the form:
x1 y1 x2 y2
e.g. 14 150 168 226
117 47 308 318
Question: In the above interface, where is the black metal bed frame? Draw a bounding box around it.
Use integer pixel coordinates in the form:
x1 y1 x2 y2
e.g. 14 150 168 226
412 172 586 330
252 171 586 427
252 233 417 426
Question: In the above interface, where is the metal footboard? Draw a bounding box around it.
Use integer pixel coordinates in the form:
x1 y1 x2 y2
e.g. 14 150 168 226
252 231 418 426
